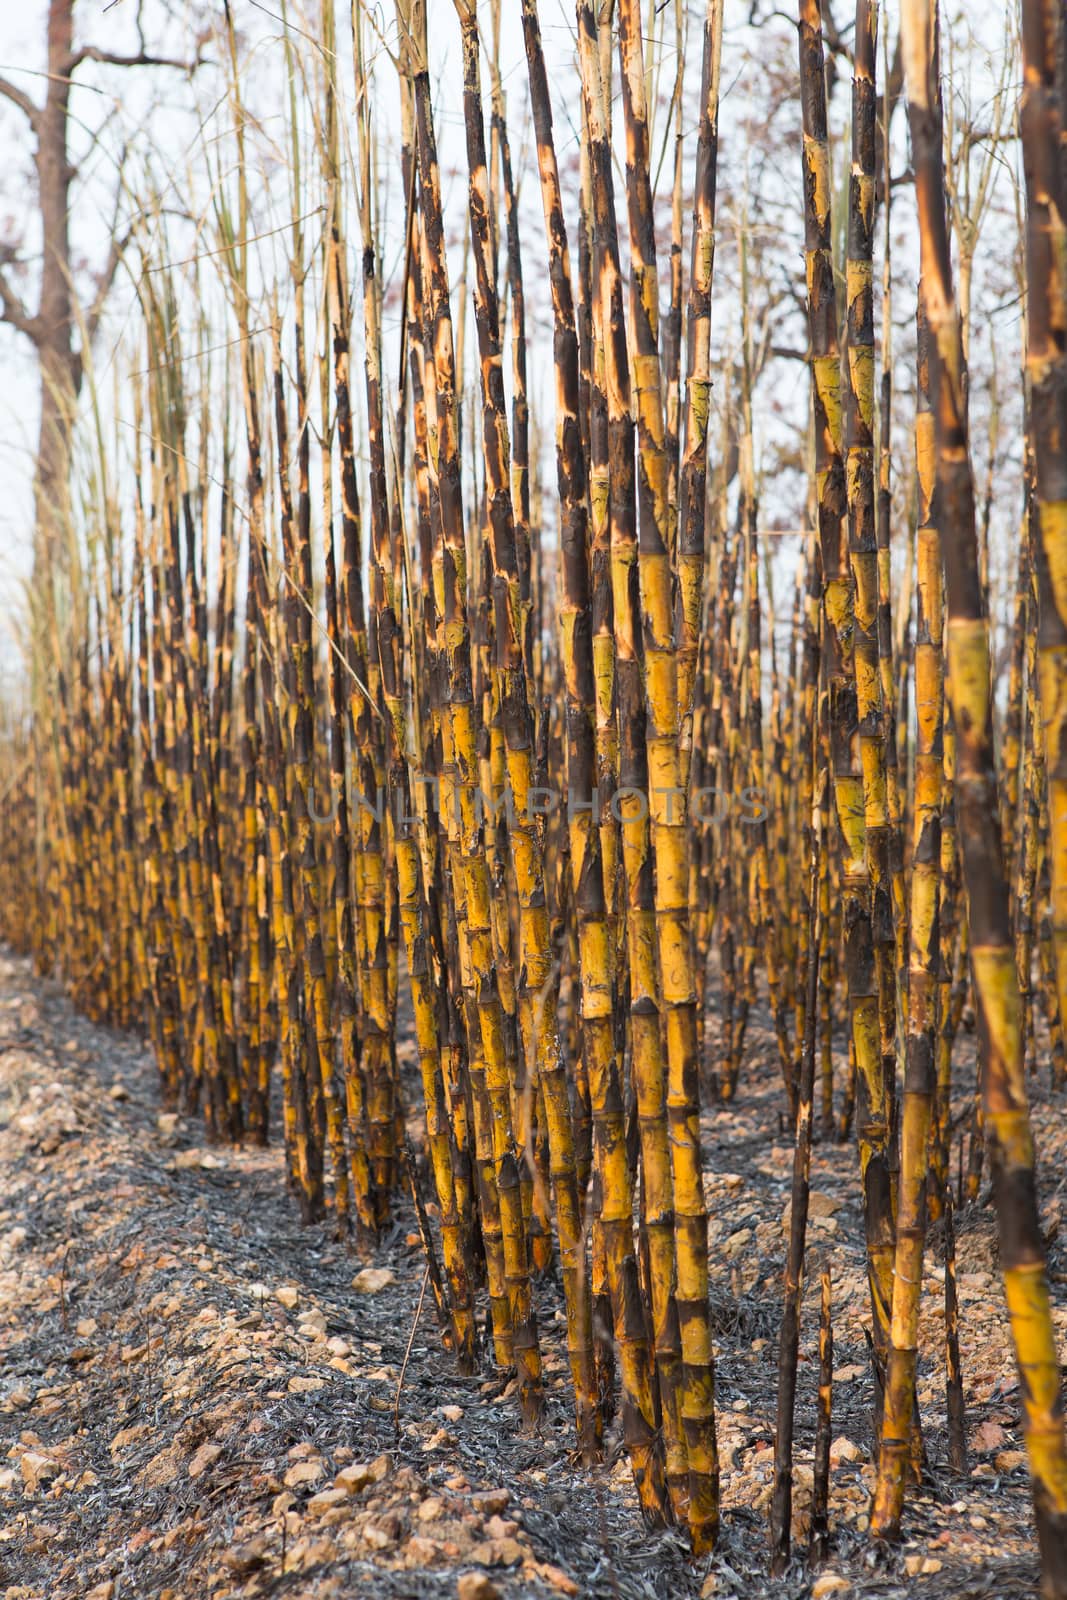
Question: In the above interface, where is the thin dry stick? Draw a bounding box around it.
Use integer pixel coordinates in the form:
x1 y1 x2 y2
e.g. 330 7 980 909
944 1190 967 1474
771 767 823 1572
809 1266 833 1566
394 1266 431 1440
402 1134 451 1339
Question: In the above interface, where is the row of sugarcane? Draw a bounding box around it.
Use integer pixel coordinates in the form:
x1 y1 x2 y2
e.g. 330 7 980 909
1 0 1066 1587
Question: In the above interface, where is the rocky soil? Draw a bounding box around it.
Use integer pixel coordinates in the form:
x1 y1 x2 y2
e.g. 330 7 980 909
0 948 1064 1599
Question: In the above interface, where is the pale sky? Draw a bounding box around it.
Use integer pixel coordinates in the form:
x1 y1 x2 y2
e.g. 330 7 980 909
0 1 1024 687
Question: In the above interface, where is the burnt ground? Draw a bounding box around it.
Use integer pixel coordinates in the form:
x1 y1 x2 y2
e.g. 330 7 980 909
0 946 1064 1600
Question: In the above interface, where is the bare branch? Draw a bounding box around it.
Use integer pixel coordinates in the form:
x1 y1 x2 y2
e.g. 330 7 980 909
0 73 40 129
86 228 133 346
68 46 202 75
0 264 40 341
819 0 854 68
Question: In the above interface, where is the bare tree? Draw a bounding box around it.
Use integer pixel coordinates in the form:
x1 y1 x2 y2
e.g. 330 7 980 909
0 0 203 653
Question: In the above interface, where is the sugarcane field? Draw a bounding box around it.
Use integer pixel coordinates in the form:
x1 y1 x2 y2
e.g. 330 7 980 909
2 0 1067 1594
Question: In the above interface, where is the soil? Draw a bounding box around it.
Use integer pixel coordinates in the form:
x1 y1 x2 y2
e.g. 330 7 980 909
1 947 1064 1600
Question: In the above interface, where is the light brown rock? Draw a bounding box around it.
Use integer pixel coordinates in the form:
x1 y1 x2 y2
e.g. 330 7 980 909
524 1562 579 1596
222 1537 269 1575
970 1418 1010 1453
336 1462 374 1496
363 1516 399 1550
20 1450 60 1492
484 1514 518 1539
335 1454 390 1495
457 1576 501 1600
307 1487 349 1516
469 1538 523 1567
352 1267 396 1294
471 1488 510 1515
284 1458 325 1490
187 1442 221 1480
832 1363 867 1383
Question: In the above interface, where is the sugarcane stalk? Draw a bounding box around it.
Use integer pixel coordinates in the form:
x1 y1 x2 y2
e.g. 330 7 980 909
771 761 823 1571
902 0 1067 1581
1022 0 1067 1081
871 288 944 1536
521 0 669 1515
797 0 894 1386
574 0 691 1522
